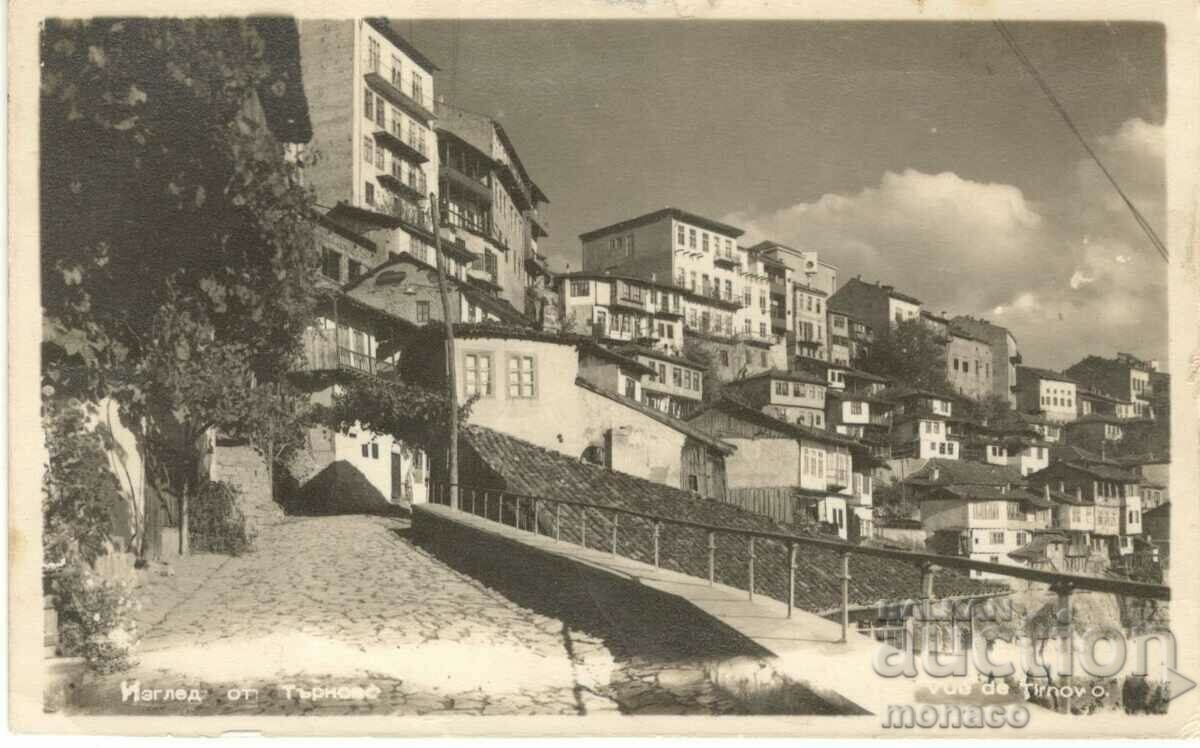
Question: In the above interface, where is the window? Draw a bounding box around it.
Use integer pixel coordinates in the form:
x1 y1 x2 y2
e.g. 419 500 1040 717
624 377 637 399
484 250 498 278
361 444 370 458
570 280 589 297
363 135 374 164
972 502 1000 520
371 443 380 459
367 36 381 74
760 322 767 338
365 182 376 206
672 367 682 387
761 352 768 367
850 401 863 416
719 350 729 366
464 353 493 397
348 260 362 280
320 247 341 281
702 233 710 252
376 144 385 171
689 475 699 492
990 531 1005 545
508 355 536 398
412 74 424 106
677 225 686 245
391 56 403 88
416 300 430 324
364 88 374 120
375 95 386 128
626 234 635 257
776 381 789 396
688 228 697 248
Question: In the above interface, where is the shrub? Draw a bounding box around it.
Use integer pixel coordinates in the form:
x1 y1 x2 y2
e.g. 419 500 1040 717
51 564 139 673
188 479 256 555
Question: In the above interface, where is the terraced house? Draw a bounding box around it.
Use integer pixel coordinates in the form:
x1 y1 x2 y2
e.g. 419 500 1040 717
298 18 442 264
1027 461 1143 562
1065 353 1158 420
723 368 829 429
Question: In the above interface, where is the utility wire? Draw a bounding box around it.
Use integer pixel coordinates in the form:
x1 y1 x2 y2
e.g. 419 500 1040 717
993 20 1168 263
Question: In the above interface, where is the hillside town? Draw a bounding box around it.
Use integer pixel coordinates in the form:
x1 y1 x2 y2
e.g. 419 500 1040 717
38 17 1173 718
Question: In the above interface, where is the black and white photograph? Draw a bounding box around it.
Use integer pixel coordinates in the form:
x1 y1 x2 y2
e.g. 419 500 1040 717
12 0 1200 737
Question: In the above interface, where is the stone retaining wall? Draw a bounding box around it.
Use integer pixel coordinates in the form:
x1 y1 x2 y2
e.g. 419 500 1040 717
209 445 283 533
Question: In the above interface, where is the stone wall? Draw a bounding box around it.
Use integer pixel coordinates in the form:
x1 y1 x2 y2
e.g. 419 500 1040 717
209 445 283 533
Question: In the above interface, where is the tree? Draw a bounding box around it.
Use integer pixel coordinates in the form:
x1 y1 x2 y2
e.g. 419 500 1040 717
860 319 952 393
319 374 471 452
40 19 320 555
239 380 313 506
682 339 723 403
961 394 1013 426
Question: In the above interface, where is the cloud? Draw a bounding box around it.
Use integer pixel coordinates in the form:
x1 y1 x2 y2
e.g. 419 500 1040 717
722 119 1165 369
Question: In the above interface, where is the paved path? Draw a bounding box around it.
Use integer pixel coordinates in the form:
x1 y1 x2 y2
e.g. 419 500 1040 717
75 515 621 715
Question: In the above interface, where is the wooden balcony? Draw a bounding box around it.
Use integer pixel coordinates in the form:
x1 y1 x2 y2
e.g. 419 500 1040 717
299 328 376 375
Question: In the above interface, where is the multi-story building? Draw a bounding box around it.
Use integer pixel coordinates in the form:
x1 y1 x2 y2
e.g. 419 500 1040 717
946 330 995 401
558 273 686 354
950 315 1021 407
824 368 894 460
1015 366 1078 423
828 277 921 343
722 369 829 429
1065 353 1157 419
1076 387 1137 420
689 396 863 540
793 283 829 361
615 344 707 418
578 208 779 380
1027 461 1142 560
827 311 875 366
888 389 958 460
298 19 442 267
435 101 549 314
906 459 1050 578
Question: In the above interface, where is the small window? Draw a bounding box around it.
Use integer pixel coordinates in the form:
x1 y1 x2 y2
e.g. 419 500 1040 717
464 353 494 397
348 260 362 281
416 300 430 324
321 247 341 281
365 182 376 206
508 355 536 399
361 443 370 458
363 135 374 164
371 443 380 459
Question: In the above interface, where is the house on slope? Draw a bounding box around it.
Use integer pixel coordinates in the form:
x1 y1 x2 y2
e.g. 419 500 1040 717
688 395 879 540
397 323 733 499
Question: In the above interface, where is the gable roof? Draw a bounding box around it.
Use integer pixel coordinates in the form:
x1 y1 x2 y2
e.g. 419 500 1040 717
578 341 657 377
689 394 859 449
1030 461 1140 483
905 458 1024 487
574 377 734 454
365 18 440 72
461 425 1003 611
1018 366 1078 384
613 344 704 371
728 367 827 387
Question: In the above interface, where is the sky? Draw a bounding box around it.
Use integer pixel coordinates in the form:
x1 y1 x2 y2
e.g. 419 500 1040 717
401 20 1166 370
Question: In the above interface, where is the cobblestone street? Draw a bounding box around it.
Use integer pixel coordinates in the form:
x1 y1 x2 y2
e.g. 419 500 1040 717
71 514 740 716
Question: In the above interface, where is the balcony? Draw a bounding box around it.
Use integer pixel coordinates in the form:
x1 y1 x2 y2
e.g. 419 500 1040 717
300 328 376 375
364 71 436 125
378 173 423 203
525 208 549 238
374 129 428 165
441 236 480 263
495 162 532 211
713 252 740 270
441 164 493 204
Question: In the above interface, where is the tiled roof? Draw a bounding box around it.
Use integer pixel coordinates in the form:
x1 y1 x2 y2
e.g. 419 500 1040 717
905 458 1024 487
574 377 734 454
1049 443 1118 465
1068 413 1126 426
1008 533 1070 561
1018 366 1078 384
691 394 860 448
578 341 657 376
613 344 703 371
730 367 827 386
461 425 1003 611
1061 461 1140 482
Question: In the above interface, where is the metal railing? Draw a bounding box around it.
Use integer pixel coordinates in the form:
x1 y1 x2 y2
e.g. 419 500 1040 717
425 480 1169 644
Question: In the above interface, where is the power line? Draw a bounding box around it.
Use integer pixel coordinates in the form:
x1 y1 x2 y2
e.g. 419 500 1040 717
993 20 1168 263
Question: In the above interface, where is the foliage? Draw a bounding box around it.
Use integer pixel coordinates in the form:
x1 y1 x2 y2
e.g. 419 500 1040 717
41 19 322 553
860 319 952 393
52 563 140 673
318 373 472 450
43 399 127 569
188 480 256 555
960 394 1013 426
238 380 314 502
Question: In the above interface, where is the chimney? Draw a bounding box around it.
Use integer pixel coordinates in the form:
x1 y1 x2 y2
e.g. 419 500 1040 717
931 466 940 482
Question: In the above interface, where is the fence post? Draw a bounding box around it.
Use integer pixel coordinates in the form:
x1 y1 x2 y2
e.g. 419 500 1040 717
611 512 619 556
516 495 522 530
1052 581 1074 665
748 538 757 601
555 503 561 542
581 508 587 549
653 522 661 568
839 551 851 643
788 542 797 619
532 498 538 536
707 531 716 586
921 562 936 600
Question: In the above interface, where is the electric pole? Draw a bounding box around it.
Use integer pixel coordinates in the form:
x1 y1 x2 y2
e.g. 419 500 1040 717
430 192 459 510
